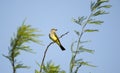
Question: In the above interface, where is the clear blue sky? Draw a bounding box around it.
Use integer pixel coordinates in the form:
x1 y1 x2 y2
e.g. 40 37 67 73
0 0 119 73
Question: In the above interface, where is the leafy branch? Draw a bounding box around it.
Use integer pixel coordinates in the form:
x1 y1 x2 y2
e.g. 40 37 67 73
3 21 43 73
35 61 65 73
70 0 111 73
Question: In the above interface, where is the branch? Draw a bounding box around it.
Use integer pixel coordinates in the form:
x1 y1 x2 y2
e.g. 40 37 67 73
40 31 69 73
74 64 82 73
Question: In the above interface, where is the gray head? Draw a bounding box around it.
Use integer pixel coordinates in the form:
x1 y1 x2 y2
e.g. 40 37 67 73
51 28 57 32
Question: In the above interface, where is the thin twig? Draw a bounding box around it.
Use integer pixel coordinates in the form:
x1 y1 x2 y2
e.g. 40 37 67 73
40 31 69 73
74 64 82 73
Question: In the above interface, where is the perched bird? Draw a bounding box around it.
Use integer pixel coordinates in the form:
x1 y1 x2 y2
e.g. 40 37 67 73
49 28 65 51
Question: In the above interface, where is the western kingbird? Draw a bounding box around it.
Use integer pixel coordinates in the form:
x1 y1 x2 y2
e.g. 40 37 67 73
49 28 65 51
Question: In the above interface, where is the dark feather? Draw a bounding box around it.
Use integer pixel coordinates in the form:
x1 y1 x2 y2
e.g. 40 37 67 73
60 44 65 51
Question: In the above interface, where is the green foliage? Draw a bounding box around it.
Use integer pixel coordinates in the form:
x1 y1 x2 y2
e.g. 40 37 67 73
87 19 104 25
84 29 99 32
79 61 96 67
72 16 87 25
93 10 108 16
35 69 40 73
91 0 111 12
35 61 66 73
70 0 111 73
3 21 43 73
15 64 30 69
79 46 95 54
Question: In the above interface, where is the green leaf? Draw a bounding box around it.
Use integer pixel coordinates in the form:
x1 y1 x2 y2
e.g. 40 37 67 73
80 40 91 44
3 55 12 61
90 1 96 11
78 16 87 23
99 0 109 3
93 10 109 16
72 16 87 25
80 61 96 67
97 0 109 7
15 64 30 69
79 46 95 54
17 45 35 53
84 29 99 32
88 20 104 25
98 5 112 9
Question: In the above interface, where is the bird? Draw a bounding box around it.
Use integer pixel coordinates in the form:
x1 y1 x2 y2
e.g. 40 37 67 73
49 28 65 51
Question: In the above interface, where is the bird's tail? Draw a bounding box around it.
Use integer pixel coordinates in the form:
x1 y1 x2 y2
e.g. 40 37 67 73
60 44 65 51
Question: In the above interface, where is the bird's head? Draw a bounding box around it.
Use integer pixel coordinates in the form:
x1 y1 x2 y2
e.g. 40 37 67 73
51 28 57 32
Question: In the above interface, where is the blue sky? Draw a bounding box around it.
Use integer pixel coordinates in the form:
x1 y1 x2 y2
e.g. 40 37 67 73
0 0 120 73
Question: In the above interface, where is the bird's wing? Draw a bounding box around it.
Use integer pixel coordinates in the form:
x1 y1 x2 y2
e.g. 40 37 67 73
49 34 52 39
54 32 61 45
